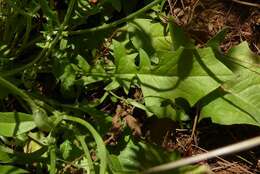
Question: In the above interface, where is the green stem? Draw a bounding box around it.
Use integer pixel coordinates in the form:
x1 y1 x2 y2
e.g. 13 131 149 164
109 91 127 103
69 0 164 35
49 144 56 174
17 5 40 54
1 0 76 77
34 99 56 112
76 135 95 174
15 35 43 57
38 0 60 25
62 115 107 174
0 76 36 108
30 93 112 122
21 16 32 49
0 75 54 132
1 48 47 77
6 0 33 17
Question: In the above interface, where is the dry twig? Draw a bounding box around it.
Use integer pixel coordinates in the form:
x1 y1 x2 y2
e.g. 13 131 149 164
143 136 260 174
231 0 260 8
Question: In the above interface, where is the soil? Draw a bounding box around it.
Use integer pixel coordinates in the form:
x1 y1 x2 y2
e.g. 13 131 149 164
169 0 260 54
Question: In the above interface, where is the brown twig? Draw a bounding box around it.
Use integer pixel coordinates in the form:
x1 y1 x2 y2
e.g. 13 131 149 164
193 145 254 174
231 0 260 8
143 136 260 174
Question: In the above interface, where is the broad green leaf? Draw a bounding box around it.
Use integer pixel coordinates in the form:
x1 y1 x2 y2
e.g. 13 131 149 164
226 42 260 73
77 55 107 85
139 48 151 73
60 38 68 50
109 40 138 93
114 40 137 74
0 149 14 162
168 17 194 50
128 19 172 55
23 132 44 153
81 64 107 85
109 138 179 173
112 20 233 119
60 140 73 160
138 47 233 110
0 165 28 174
201 45 260 126
111 37 233 119
105 79 120 91
146 104 177 120
201 71 260 126
0 112 36 137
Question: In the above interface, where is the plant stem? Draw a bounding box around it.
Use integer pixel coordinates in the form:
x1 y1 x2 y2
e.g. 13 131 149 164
231 0 260 8
2 47 45 77
62 115 107 174
109 91 127 103
0 76 36 109
69 0 164 35
143 136 260 174
1 0 76 77
76 135 95 174
6 0 33 17
49 144 57 174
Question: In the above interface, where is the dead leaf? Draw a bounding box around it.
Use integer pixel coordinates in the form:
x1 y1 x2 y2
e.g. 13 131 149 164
124 115 142 136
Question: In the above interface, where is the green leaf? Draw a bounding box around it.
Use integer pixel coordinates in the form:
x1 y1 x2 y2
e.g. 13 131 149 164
0 112 36 137
76 54 91 73
0 149 14 163
207 27 228 50
168 17 194 50
111 32 233 119
111 19 233 119
110 40 138 93
59 38 68 50
0 86 9 99
106 0 122 11
60 140 82 161
60 140 73 160
128 19 172 55
226 42 260 73
201 70 260 126
139 48 151 73
109 138 179 173
38 0 59 24
113 40 137 74
200 44 260 126
0 165 29 174
138 47 233 111
33 108 53 132
78 105 112 135
59 64 76 91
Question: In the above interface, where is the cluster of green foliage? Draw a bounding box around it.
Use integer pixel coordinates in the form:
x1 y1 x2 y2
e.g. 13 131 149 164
0 0 259 173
